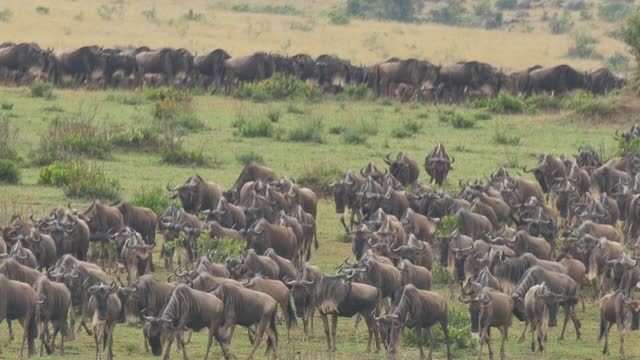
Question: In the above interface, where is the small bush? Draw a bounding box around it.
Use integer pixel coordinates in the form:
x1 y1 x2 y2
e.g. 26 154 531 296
31 107 112 165
286 103 305 114
97 4 122 21
342 130 368 144
548 11 573 34
598 1 630 23
526 94 562 111
152 98 204 133
328 10 350 25
495 0 517 10
561 91 619 119
287 117 325 143
230 4 303 16
35 6 50 15
236 151 264 165
329 125 346 135
567 32 600 59
341 84 369 100
183 9 205 22
429 2 466 25
145 87 192 102
473 112 492 121
235 117 274 138
473 95 534 114
266 108 281 123
0 159 19 184
30 81 53 99
141 8 157 20
42 105 64 113
494 127 521 146
198 234 245 263
132 186 169 216
391 118 424 138
235 74 321 101
296 164 343 195
439 109 476 129
0 9 13 22
346 0 424 22
160 135 208 166
38 160 121 200
404 308 476 352
110 127 160 151
106 93 147 106
0 117 19 161
1 102 13 110
604 52 630 73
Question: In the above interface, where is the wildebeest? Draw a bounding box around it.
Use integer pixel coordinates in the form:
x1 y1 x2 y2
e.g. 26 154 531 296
524 154 566 194
525 64 587 96
227 249 280 280
598 290 640 359
212 283 279 359
436 61 503 101
144 283 229 360
588 68 625 95
204 198 246 230
22 229 57 269
223 52 274 90
375 58 441 98
245 219 298 263
88 283 121 360
113 201 157 246
424 143 454 186
524 282 564 354
384 152 420 186
167 175 223 214
34 275 71 356
377 284 451 360
194 48 231 89
54 46 105 84
0 273 37 357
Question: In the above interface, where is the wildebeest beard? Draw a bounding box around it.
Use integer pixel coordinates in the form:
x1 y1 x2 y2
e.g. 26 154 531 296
633 311 640 330
314 276 350 314
469 302 481 333
455 258 466 281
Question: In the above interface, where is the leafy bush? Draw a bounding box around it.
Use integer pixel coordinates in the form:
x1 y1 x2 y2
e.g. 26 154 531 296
341 84 369 100
439 110 476 129
151 98 204 133
234 117 274 138
473 95 534 114
1 102 12 110
567 32 601 59
525 94 562 111
0 159 19 184
0 9 13 22
35 6 50 15
561 91 619 119
623 8 640 67
346 0 425 22
131 186 169 216
234 74 321 101
197 234 245 263
495 0 517 10
296 164 343 195
548 11 573 34
286 103 305 114
404 308 476 352
343 130 368 144
473 112 492 121
159 135 208 166
494 127 521 146
599 1 630 22
0 117 19 161
266 108 281 123
329 125 346 134
328 10 350 25
31 107 112 165
287 117 325 143
110 127 160 151
38 160 121 200
236 151 264 165
145 87 192 102
605 52 631 73
183 9 205 22
391 118 424 138
429 2 467 26
30 81 53 99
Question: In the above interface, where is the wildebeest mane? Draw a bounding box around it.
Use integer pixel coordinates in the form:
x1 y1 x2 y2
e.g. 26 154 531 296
314 275 349 314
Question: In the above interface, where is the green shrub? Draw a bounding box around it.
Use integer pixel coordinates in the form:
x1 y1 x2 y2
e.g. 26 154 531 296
230 4 303 16
624 8 640 67
328 10 350 25
151 98 204 132
31 107 112 165
342 130 368 144
429 2 466 25
42 105 64 113
266 108 281 123
110 127 160 151
286 103 305 114
494 127 521 146
567 32 600 59
346 0 424 22
599 1 630 22
236 151 264 165
296 164 343 195
495 0 517 10
145 87 192 102
617 137 640 156
473 111 492 121
561 91 620 119
159 135 208 166
525 94 562 111
473 95 534 114
391 118 424 138
132 186 169 216
30 81 53 99
287 117 325 143
605 52 631 73
439 109 476 129
38 160 121 200
183 9 205 22
328 125 346 134
106 93 147 105
197 234 245 263
548 11 573 34
235 117 274 138
0 159 19 184
35 6 50 15
404 308 476 352
235 74 321 101
0 117 19 161
0 9 13 22
1 102 13 110
340 84 369 100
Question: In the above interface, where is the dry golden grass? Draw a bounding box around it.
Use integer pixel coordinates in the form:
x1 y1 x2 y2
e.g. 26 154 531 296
0 0 627 70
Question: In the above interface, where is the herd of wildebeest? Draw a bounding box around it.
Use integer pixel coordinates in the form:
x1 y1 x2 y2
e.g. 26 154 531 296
4 124 640 360
0 42 627 102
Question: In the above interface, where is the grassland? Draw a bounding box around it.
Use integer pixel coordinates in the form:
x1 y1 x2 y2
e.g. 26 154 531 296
0 0 628 71
0 84 636 359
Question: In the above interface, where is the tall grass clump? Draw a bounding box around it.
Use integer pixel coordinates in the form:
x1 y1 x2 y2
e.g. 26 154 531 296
439 109 476 129
391 118 424 138
151 98 204 133
30 80 54 99
287 116 325 143
159 134 208 166
0 117 20 161
0 159 20 184
132 186 170 216
38 160 121 200
236 151 264 165
30 106 112 165
296 164 343 195
404 309 476 352
494 126 521 146
342 118 379 144
561 91 620 119
473 95 534 114
110 127 160 151
234 74 321 101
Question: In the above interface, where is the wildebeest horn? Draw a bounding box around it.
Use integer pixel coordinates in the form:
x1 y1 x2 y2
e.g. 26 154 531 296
30 213 42 224
384 153 393 165
166 183 181 192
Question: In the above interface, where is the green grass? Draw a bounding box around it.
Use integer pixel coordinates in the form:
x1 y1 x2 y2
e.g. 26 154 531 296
0 85 629 359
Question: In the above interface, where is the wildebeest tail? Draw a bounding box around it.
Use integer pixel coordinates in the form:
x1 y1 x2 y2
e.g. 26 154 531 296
286 295 297 328
266 311 278 354
27 313 37 355
313 230 319 251
598 318 606 342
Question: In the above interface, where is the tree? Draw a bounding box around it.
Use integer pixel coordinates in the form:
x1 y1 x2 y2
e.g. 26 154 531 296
623 7 640 68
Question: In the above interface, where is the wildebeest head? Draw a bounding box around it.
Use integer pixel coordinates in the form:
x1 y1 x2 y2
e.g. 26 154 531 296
330 171 361 214
167 175 206 213
425 144 454 186
384 152 418 186
89 282 118 321
607 255 638 291
143 311 173 356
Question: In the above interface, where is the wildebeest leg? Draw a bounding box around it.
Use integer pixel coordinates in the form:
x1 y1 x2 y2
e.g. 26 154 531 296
416 326 424 359
7 320 14 342
500 326 508 360
18 317 29 357
265 318 278 360
603 322 612 355
477 327 484 360
530 320 536 352
486 328 494 360
331 314 338 352
162 332 175 360
214 330 231 360
321 313 331 351
518 319 528 342
107 324 115 360
178 333 188 360
441 321 452 360
353 313 361 337
93 325 100 360
558 304 570 341
68 310 76 340
246 316 269 360
362 312 374 352
57 325 64 355
570 305 581 339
